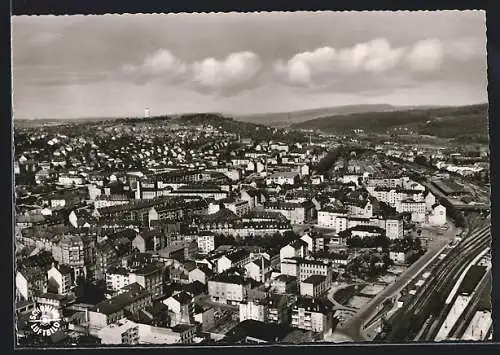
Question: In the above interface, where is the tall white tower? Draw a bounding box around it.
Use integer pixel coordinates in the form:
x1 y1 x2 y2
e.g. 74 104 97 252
144 108 151 118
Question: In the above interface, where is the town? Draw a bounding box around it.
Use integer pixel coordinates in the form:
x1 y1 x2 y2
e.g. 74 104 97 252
14 112 491 346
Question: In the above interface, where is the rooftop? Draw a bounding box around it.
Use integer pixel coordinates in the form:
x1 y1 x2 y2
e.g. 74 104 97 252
302 274 327 285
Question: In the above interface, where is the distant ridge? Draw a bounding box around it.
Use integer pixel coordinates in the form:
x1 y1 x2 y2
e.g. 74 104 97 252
291 103 488 142
231 104 400 127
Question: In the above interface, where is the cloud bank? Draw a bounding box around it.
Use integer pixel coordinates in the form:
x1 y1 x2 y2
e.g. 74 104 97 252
275 38 445 86
121 38 458 92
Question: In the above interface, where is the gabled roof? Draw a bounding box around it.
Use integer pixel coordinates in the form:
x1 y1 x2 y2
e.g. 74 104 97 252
226 249 251 262
170 291 193 305
288 239 308 249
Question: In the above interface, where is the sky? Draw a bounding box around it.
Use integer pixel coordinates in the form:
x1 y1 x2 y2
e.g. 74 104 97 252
12 11 487 119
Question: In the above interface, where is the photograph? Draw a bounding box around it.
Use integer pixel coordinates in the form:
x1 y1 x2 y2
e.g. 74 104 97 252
12 10 491 347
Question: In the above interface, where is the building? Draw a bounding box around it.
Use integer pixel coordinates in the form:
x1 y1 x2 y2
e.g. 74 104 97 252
270 274 297 294
47 264 73 295
207 274 250 305
216 249 252 274
195 233 215 254
166 184 228 201
129 264 164 299
344 225 386 239
15 267 48 301
266 171 299 186
280 240 308 262
162 291 194 326
428 204 446 226
239 294 291 324
132 230 164 253
244 257 271 283
297 259 333 284
97 319 139 345
264 201 315 225
94 194 130 210
97 319 196 345
424 190 437 211
224 320 313 344
94 241 119 281
194 304 215 331
389 249 413 265
225 200 251 217
51 234 85 270
239 299 266 323
291 297 335 335
317 207 348 229
385 216 404 239
188 265 213 285
88 283 152 335
397 199 426 223
105 267 131 294
300 275 328 298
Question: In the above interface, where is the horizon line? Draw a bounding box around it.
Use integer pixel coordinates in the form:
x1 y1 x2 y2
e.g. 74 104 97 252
13 101 489 121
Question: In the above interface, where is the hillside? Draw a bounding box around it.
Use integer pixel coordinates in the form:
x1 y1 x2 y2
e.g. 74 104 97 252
172 113 308 143
232 104 398 128
291 104 488 141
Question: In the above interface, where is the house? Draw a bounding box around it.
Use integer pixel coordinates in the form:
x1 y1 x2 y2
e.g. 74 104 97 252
129 263 165 299
240 188 265 208
244 257 271 283
397 199 426 223
132 230 164 253
385 216 404 239
424 190 437 211
88 283 152 335
47 264 73 295
428 204 446 226
68 209 96 228
300 275 329 298
264 201 315 225
207 274 251 305
389 249 413 265
300 233 314 252
345 199 373 218
270 274 297 294
162 291 195 326
224 200 250 217
310 175 324 185
15 267 48 301
266 171 299 186
216 249 251 274
105 267 131 294
50 234 85 270
194 304 215 331
195 233 215 254
97 318 196 345
94 240 119 281
297 259 333 283
280 240 308 262
239 294 291 324
344 225 386 239
188 264 213 285
291 297 336 335
317 206 348 229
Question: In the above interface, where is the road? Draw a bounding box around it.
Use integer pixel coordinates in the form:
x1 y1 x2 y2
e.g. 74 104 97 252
335 220 458 341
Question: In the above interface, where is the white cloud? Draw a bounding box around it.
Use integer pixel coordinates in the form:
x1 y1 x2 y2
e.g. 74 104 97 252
122 49 187 80
192 51 261 89
277 38 406 85
406 39 444 72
